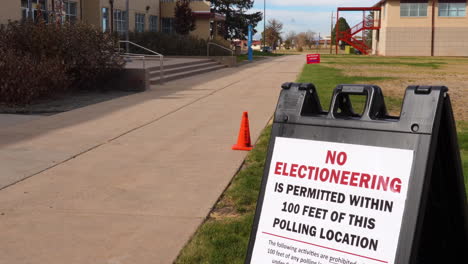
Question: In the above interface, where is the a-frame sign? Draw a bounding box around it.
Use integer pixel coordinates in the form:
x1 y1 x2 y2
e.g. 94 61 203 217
245 83 467 264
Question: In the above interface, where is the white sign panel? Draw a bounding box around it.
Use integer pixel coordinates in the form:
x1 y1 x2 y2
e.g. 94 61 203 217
250 137 414 264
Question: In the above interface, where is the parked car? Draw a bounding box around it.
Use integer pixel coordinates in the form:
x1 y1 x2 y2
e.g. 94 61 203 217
261 46 273 53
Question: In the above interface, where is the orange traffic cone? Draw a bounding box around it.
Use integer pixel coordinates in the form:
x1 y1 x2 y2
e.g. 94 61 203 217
232 112 253 151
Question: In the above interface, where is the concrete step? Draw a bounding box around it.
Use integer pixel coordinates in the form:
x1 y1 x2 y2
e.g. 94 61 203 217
149 61 220 78
147 58 214 72
150 64 226 84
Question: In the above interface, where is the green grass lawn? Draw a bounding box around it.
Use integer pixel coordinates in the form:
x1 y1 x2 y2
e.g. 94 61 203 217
175 126 272 264
323 60 447 69
298 61 467 191
296 62 394 114
175 56 468 263
458 121 468 191
237 50 286 62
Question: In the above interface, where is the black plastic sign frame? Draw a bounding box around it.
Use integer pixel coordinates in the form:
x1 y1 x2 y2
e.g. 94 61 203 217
245 83 467 264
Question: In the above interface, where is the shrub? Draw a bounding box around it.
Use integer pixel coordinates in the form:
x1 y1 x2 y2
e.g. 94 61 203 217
0 20 124 105
127 32 232 56
61 23 124 90
0 49 69 105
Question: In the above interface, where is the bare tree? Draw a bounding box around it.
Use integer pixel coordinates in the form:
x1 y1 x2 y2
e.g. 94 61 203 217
295 32 308 51
262 19 283 49
284 30 296 49
305 30 316 49
291 30 317 51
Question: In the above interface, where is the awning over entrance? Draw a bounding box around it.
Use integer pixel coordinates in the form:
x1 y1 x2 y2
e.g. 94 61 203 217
192 11 226 21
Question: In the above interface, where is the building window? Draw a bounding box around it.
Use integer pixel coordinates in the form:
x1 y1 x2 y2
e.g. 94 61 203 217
439 2 466 17
162 18 174 34
114 9 128 35
135 13 145 32
21 0 30 20
21 0 48 22
149 15 158 32
64 1 78 23
102 8 109 32
400 1 428 17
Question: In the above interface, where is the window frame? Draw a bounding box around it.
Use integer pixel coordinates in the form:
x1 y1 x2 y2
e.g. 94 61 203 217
21 0 48 22
149 15 158 32
102 7 110 32
439 2 466 17
135 13 145 32
63 1 78 23
113 9 128 35
161 17 174 34
400 2 428 17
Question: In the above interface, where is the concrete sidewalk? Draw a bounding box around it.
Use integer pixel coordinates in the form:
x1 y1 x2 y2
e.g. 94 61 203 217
0 114 42 128
0 55 305 264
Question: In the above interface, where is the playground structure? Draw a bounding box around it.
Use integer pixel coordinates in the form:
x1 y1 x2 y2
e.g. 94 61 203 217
336 7 381 55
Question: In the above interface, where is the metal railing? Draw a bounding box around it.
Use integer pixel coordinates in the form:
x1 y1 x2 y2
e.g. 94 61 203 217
118 40 164 83
207 42 234 57
122 54 146 68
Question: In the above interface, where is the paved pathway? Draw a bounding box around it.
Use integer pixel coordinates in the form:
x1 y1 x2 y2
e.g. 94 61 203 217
0 114 42 128
0 55 305 264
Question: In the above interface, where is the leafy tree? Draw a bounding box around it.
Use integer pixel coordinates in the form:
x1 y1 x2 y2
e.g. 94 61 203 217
331 17 351 44
174 0 196 35
364 11 375 48
262 19 283 49
211 0 262 40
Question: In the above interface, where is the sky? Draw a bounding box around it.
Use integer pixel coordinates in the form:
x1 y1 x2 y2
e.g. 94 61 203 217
251 0 379 39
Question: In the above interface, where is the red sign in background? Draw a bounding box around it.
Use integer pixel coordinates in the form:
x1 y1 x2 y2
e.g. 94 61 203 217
307 54 321 64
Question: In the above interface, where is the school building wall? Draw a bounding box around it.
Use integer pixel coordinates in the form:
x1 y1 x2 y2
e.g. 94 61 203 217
373 0 468 56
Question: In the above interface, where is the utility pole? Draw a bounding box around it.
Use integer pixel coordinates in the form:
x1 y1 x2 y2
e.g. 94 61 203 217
51 0 55 23
110 0 114 33
79 0 83 21
248 25 253 62
330 12 333 54
263 0 266 48
335 11 339 55
318 32 321 53
126 0 130 53
431 0 435 56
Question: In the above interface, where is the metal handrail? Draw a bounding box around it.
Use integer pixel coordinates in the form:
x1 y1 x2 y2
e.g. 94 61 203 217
118 40 164 83
207 42 234 56
121 55 146 69
119 40 163 56
121 53 161 58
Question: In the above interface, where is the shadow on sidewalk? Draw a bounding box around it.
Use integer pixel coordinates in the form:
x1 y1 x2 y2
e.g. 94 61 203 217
0 56 287 149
